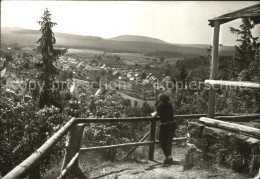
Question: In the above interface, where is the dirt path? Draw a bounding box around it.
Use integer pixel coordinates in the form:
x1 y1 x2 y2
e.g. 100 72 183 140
83 147 247 179
116 90 156 107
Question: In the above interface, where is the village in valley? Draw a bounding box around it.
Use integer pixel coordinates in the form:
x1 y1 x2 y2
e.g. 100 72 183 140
1 43 177 109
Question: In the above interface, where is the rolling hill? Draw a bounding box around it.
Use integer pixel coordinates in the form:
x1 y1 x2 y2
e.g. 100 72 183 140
1 27 102 46
1 27 234 57
108 35 168 44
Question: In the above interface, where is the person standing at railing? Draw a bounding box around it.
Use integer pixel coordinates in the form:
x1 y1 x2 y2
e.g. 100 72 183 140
151 93 176 166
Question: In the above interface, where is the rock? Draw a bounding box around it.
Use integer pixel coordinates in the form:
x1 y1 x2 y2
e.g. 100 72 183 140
203 126 228 140
188 122 205 138
190 138 208 151
184 142 203 170
227 132 249 146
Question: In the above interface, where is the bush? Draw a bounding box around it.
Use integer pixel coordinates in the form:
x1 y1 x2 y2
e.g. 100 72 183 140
0 89 67 175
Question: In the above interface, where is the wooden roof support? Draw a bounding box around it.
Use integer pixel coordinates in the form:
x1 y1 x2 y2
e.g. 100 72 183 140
208 21 220 118
208 3 260 27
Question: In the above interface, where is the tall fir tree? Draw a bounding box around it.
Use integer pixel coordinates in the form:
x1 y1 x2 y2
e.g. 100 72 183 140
230 18 260 81
36 9 65 109
229 18 260 113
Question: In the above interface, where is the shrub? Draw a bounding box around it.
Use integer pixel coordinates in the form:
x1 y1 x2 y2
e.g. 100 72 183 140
0 89 67 175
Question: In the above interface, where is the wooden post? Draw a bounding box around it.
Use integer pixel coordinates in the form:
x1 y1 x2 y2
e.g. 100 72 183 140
61 124 88 179
208 20 220 118
148 120 156 160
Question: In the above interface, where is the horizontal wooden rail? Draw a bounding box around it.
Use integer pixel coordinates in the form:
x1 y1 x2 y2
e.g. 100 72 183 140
57 152 79 179
80 137 187 152
3 117 77 179
205 80 260 89
199 117 260 139
75 114 235 124
76 117 156 123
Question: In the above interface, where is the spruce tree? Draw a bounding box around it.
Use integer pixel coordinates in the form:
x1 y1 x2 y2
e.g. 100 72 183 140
36 8 64 109
229 18 260 113
230 18 260 81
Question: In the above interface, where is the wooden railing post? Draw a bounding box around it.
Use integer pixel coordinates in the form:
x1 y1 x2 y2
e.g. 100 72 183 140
61 123 88 179
148 120 156 160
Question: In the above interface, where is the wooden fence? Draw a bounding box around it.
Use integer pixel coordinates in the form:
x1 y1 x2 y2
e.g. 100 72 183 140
3 113 255 179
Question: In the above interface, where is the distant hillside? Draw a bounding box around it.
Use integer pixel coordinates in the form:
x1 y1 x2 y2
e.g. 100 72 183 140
12 29 103 41
108 35 168 44
174 43 235 56
2 27 102 43
1 27 234 57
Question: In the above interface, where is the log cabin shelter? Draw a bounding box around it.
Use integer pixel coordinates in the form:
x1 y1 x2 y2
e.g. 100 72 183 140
206 3 260 118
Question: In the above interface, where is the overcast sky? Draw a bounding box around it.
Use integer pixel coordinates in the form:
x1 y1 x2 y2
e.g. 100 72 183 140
2 1 260 45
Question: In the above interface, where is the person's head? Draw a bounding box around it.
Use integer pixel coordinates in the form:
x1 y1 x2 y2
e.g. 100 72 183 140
158 93 170 103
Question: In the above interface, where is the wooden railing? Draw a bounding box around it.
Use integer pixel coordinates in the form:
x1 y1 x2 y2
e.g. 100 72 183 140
3 113 249 179
3 117 77 179
205 80 260 89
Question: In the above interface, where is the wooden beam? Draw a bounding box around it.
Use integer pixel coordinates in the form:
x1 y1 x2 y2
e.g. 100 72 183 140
208 3 260 27
76 117 156 123
205 80 260 89
57 153 79 179
199 117 260 139
208 20 220 118
3 117 76 179
80 137 187 152
123 131 150 159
